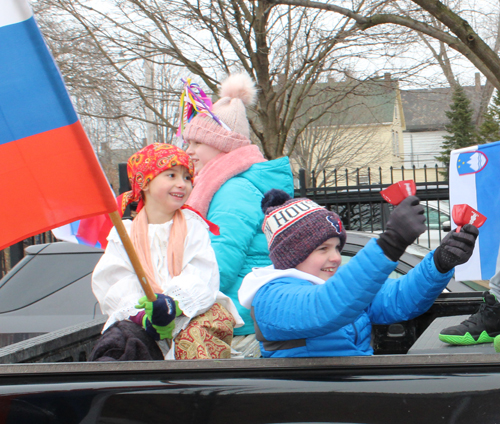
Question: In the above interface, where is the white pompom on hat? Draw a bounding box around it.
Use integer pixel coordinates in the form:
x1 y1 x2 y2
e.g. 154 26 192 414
182 73 257 153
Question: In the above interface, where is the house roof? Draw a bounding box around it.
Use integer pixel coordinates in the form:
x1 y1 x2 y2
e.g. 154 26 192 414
301 76 399 128
401 85 482 132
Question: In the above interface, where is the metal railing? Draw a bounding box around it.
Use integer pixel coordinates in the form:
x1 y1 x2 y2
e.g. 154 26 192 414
294 165 449 248
1 165 449 278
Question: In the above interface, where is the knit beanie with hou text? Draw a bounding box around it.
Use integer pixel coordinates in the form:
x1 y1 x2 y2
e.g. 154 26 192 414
182 73 257 153
261 189 347 270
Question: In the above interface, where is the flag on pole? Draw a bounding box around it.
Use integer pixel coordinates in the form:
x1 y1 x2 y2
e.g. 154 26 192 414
0 0 117 250
449 140 500 281
51 215 111 249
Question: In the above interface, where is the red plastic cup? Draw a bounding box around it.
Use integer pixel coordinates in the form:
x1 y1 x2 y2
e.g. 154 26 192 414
452 204 487 232
380 180 417 205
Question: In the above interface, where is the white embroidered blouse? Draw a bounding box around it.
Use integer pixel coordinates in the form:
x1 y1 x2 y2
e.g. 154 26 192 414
92 208 243 336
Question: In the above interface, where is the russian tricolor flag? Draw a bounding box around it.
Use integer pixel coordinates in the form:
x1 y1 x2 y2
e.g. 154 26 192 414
450 140 500 281
52 215 111 249
0 0 117 250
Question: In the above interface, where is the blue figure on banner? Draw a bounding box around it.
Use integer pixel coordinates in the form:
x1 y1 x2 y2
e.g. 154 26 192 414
457 151 488 176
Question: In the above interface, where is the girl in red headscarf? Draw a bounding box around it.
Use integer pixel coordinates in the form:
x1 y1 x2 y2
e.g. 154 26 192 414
91 143 243 361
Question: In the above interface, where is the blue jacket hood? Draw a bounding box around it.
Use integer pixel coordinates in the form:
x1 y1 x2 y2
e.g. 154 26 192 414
238 156 294 197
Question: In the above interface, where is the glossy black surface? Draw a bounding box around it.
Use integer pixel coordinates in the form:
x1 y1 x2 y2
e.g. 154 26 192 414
1 356 500 423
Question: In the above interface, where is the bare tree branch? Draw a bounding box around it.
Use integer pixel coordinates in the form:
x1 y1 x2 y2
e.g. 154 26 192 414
268 0 500 91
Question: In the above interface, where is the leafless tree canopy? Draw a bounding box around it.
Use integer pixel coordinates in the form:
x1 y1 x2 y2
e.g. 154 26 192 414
32 0 500 184
268 0 500 120
35 0 424 158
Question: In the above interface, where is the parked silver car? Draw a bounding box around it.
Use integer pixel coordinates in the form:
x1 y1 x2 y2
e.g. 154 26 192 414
0 242 104 348
416 200 450 249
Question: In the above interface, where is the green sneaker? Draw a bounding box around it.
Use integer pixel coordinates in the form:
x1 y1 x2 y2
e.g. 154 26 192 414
439 291 500 345
494 335 500 353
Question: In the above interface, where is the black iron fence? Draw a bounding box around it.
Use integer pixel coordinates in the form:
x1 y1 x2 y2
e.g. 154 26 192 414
1 165 449 278
294 165 450 248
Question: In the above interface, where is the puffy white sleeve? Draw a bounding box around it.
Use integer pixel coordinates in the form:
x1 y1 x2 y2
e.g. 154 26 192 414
92 212 225 334
91 221 145 331
163 214 220 319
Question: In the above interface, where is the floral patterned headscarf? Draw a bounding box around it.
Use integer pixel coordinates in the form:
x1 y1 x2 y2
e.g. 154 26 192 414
117 143 194 215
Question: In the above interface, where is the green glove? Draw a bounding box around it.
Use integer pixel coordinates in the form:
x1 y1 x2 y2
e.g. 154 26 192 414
141 314 177 340
135 294 182 340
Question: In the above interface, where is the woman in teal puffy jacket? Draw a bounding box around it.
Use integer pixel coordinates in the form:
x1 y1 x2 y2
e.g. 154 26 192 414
182 74 294 335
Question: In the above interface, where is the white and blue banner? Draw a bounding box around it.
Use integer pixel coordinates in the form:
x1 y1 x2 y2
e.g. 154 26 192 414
450 140 500 281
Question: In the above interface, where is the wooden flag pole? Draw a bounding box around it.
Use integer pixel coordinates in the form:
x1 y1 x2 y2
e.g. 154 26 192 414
108 211 156 301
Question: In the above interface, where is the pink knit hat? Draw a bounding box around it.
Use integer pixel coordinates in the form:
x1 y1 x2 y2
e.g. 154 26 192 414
182 73 257 153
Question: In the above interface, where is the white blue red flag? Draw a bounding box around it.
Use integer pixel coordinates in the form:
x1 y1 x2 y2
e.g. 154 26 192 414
450 140 500 281
0 0 117 250
52 213 113 249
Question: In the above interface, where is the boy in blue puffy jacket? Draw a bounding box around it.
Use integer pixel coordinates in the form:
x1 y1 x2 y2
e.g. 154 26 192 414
238 189 478 357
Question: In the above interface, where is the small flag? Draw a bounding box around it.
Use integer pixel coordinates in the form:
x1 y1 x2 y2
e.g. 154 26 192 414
451 204 487 232
380 180 416 205
52 215 111 249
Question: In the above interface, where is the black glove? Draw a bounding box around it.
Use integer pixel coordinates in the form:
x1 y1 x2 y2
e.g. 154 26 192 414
377 195 427 261
433 224 479 273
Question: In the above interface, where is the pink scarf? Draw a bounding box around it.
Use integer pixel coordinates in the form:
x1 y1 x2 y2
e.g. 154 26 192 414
187 145 266 217
130 208 187 293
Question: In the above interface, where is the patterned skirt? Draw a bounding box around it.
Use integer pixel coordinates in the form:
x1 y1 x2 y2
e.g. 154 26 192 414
174 302 235 360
